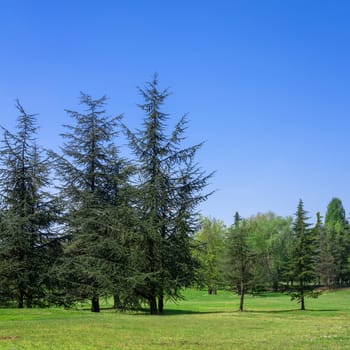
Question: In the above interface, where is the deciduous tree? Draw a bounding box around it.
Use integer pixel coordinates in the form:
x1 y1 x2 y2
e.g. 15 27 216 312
193 216 226 294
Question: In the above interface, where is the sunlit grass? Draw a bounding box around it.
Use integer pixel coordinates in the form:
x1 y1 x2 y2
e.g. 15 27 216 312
0 289 350 349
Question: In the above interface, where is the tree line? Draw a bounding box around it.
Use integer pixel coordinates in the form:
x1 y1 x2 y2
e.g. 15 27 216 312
194 197 350 311
1 76 348 314
0 76 212 314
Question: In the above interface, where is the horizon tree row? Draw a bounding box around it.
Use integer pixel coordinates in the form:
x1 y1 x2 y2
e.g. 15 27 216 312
0 76 212 314
194 197 350 311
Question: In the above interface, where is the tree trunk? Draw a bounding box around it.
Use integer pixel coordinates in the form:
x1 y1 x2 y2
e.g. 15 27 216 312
300 294 305 310
18 291 24 309
208 288 212 295
300 281 305 311
272 280 278 292
239 283 245 312
91 296 100 312
149 295 158 315
158 294 164 314
113 294 121 310
26 295 33 308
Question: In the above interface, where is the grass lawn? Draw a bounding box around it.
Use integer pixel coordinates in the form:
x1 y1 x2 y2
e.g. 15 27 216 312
0 289 350 349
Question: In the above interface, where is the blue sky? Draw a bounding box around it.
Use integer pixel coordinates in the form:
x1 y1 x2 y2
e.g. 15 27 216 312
1 0 350 225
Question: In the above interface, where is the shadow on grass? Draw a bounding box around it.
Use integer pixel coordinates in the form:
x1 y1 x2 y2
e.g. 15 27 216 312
162 309 224 316
78 306 223 316
129 308 340 316
242 308 340 314
78 306 340 315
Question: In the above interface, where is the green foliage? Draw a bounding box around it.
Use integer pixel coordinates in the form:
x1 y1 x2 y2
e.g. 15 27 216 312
245 212 294 291
325 198 347 231
324 198 350 286
287 200 318 310
314 212 337 287
224 212 258 311
5 82 350 315
51 93 133 311
0 100 60 307
193 216 226 294
123 75 212 314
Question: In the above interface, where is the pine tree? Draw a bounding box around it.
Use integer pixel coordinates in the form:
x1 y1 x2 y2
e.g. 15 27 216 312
225 212 256 312
0 100 59 307
52 93 129 312
124 75 212 314
288 200 318 310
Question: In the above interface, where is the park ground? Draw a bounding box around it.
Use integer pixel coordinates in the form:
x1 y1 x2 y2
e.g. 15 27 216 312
0 289 350 349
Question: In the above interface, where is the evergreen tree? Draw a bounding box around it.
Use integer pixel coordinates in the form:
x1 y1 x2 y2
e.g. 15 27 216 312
225 212 256 312
52 93 129 312
314 212 337 287
288 200 318 310
124 75 212 314
0 100 59 307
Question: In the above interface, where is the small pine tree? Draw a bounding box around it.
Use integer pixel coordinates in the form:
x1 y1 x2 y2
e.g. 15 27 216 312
225 212 256 312
288 200 318 310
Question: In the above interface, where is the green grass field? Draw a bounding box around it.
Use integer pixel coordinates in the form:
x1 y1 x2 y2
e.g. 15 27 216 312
0 289 350 349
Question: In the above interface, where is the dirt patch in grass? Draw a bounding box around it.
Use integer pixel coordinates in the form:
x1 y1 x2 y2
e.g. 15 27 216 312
0 335 17 340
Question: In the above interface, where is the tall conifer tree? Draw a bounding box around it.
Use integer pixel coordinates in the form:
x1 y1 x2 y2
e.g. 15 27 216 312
53 93 129 312
289 200 317 310
124 76 212 314
0 100 59 307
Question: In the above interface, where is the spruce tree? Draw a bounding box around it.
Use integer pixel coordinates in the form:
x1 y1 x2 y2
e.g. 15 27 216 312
288 200 318 310
0 100 59 307
124 75 212 314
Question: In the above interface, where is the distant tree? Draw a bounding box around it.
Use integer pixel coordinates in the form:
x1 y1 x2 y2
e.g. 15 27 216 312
288 200 318 310
314 212 337 288
0 100 59 307
247 212 294 291
123 75 212 314
325 198 347 230
324 198 350 286
193 216 226 294
225 212 256 312
52 93 129 312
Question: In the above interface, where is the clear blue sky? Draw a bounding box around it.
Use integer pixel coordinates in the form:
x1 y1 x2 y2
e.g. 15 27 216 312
1 0 350 225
